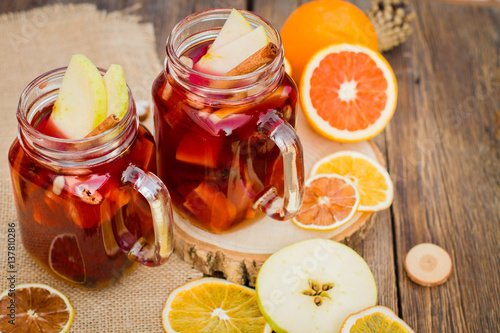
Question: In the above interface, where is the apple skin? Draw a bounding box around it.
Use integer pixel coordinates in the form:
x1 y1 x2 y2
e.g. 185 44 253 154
209 8 253 52
50 54 107 139
256 239 377 333
194 25 269 76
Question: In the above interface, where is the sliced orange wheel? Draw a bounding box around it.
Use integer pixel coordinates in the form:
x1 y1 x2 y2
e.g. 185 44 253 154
300 43 397 142
310 151 393 211
0 283 74 333
340 305 415 333
162 278 272 333
292 174 360 231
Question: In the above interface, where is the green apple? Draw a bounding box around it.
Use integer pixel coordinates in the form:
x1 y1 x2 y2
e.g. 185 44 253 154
256 239 377 333
209 8 252 52
50 54 107 139
103 64 129 119
194 25 269 75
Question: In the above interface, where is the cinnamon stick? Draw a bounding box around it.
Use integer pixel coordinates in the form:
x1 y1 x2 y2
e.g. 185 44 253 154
84 114 120 138
66 114 120 152
224 42 279 77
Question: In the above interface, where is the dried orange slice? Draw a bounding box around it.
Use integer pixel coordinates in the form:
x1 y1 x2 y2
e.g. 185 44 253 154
292 174 359 230
49 234 86 285
310 151 393 211
162 278 272 333
340 305 415 332
0 283 74 332
300 43 397 142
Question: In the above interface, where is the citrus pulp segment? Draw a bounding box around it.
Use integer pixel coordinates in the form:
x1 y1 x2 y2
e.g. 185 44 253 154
300 43 397 142
0 283 74 333
310 150 394 211
292 174 360 231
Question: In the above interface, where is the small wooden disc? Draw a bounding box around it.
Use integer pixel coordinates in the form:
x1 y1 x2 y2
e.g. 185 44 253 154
404 243 452 287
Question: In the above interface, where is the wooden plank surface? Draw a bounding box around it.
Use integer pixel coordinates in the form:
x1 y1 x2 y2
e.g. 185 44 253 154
386 1 500 331
1 0 499 331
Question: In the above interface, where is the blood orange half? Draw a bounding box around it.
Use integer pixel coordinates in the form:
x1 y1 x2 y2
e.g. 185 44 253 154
300 43 397 142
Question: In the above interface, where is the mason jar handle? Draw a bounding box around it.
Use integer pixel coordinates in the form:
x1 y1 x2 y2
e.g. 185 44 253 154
254 112 305 220
121 164 174 266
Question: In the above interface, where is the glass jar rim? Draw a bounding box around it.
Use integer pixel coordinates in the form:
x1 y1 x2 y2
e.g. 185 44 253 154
18 67 135 145
165 7 285 103
17 66 138 169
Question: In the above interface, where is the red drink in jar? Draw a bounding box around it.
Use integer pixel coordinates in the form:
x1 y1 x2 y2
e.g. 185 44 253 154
9 68 174 289
153 9 304 233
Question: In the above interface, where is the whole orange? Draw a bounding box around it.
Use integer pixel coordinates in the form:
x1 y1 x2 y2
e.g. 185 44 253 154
281 0 378 83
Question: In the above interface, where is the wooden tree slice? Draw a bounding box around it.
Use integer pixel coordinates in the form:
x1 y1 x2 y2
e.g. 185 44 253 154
404 243 453 287
174 113 387 286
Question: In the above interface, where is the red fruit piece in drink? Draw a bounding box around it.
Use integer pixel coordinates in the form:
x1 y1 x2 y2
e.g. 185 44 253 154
183 182 237 231
176 134 220 168
227 177 257 219
31 190 65 228
131 132 156 171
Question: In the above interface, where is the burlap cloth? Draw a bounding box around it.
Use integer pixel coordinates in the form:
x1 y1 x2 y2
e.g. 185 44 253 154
0 4 203 332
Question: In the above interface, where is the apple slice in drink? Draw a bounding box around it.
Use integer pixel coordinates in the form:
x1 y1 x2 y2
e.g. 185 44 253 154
209 8 253 52
194 26 269 76
103 64 129 119
49 54 107 139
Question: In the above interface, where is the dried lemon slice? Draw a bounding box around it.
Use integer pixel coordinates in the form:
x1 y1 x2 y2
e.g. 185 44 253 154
310 151 394 211
340 305 415 332
162 278 271 333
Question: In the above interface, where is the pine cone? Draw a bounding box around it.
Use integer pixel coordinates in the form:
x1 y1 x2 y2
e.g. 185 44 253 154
366 0 415 52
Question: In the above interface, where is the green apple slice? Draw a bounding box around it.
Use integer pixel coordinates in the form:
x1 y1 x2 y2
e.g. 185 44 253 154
50 54 107 139
194 25 269 76
210 8 252 52
256 239 377 333
103 64 129 119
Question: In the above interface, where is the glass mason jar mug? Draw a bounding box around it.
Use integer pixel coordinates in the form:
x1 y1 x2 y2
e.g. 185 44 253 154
152 8 305 233
8 68 174 290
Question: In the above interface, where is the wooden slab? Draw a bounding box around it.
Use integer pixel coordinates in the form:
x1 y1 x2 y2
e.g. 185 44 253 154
174 111 387 286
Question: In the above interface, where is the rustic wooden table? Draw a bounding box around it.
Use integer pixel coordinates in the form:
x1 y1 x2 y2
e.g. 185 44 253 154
2 0 498 331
